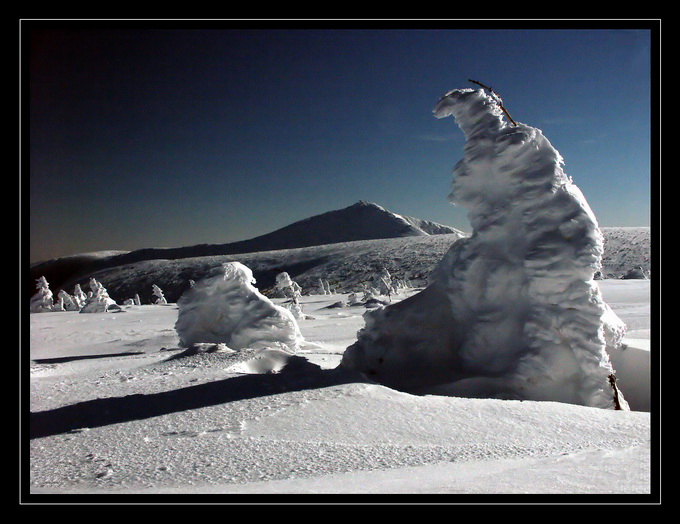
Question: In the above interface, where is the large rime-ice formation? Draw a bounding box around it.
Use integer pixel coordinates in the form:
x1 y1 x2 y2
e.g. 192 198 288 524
174 262 304 351
341 87 628 410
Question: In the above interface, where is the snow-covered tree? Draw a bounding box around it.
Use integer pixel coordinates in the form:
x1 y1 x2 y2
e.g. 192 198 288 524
360 282 380 302
72 284 87 309
317 278 332 295
347 292 360 306
30 276 54 313
58 290 80 311
342 86 628 410
152 285 167 304
175 262 303 351
287 296 305 320
80 278 120 313
275 272 302 300
376 267 395 300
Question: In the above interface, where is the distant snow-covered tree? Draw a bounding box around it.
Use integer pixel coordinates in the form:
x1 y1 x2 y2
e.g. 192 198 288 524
58 289 80 311
347 292 360 306
317 278 332 295
30 276 54 313
361 282 379 302
152 285 167 304
287 295 305 320
376 267 395 300
73 284 87 309
80 278 120 313
276 272 302 300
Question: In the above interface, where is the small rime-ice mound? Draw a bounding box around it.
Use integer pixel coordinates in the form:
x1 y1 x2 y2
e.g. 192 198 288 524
174 262 304 352
341 87 628 410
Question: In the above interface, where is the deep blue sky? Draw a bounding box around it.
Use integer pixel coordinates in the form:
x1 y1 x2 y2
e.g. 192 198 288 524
26 23 655 263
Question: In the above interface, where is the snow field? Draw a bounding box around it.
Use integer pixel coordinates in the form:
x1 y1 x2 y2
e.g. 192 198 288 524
28 282 652 495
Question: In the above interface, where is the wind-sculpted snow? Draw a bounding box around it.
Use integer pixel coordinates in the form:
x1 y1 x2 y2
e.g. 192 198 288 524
342 88 629 409
174 262 304 351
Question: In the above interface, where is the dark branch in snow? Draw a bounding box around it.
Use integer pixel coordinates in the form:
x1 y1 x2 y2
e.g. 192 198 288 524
608 374 625 410
468 79 518 126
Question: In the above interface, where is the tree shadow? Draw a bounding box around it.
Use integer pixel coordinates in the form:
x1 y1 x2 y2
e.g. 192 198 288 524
32 351 145 365
29 356 365 440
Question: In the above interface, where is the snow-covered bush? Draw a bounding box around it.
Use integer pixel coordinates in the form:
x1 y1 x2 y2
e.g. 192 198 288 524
342 87 628 410
152 284 167 304
30 276 54 313
80 278 120 313
174 262 304 351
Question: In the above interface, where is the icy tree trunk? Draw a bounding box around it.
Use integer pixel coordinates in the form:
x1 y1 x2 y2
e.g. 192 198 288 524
341 88 628 410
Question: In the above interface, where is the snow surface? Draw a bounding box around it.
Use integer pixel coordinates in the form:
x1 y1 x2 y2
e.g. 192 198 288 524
27 280 652 498
26 86 655 501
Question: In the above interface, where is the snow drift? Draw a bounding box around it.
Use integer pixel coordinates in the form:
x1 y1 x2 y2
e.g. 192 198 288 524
174 262 304 351
341 87 628 410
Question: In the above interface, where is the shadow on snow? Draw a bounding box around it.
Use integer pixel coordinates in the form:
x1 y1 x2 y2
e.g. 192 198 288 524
29 356 365 440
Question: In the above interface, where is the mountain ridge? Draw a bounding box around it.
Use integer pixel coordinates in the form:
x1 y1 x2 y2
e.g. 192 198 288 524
28 201 465 298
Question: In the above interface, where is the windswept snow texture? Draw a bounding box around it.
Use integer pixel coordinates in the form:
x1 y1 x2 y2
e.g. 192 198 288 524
342 88 627 409
174 262 303 351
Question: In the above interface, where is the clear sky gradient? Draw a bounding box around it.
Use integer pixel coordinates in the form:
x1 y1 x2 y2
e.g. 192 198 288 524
26 21 656 263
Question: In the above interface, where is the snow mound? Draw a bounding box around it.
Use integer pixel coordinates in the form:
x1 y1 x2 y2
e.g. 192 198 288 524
164 343 304 375
342 87 628 410
174 262 304 351
224 347 299 374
